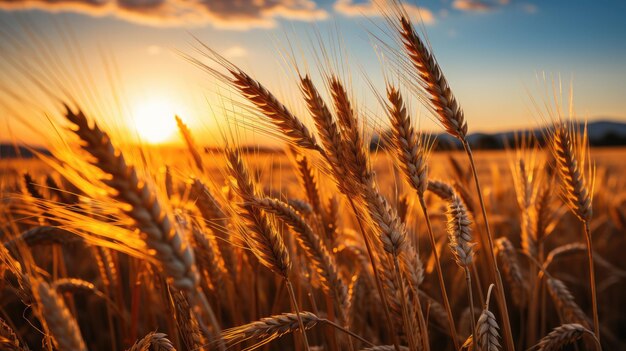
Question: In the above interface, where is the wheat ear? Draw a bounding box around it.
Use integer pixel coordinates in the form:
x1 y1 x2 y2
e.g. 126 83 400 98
225 148 291 277
225 148 310 350
536 324 600 351
427 179 455 200
396 13 513 349
221 312 319 350
175 115 204 172
33 279 87 351
171 290 206 350
190 178 235 276
293 153 323 214
299 75 348 182
476 285 501 351
250 196 350 325
551 122 599 341
446 194 476 349
386 85 459 347
300 74 400 350
126 332 176 351
494 237 527 307
229 69 320 151
398 16 467 140
545 277 591 329
65 106 198 291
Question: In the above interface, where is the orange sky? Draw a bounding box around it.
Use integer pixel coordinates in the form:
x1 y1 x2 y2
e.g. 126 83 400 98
1 1 625 147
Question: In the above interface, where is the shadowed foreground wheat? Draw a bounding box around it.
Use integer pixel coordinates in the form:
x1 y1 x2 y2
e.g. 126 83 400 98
0 1 622 351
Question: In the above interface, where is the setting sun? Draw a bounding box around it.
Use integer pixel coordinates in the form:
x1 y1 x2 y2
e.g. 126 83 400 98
131 98 180 144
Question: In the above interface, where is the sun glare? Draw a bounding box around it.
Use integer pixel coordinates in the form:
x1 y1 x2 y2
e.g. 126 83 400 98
131 98 180 144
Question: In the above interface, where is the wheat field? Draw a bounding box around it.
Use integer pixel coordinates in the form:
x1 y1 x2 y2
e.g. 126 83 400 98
1 2 625 351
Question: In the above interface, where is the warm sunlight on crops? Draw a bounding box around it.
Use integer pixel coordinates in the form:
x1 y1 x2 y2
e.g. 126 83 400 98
131 98 183 144
1 1 625 351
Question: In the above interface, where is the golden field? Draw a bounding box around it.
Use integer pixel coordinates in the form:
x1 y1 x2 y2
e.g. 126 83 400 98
1 143 625 351
1 3 625 351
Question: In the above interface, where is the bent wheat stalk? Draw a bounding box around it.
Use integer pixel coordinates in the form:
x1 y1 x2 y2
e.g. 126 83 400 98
225 148 310 351
64 106 198 292
386 85 459 349
33 279 87 351
536 324 600 351
396 12 513 350
300 74 401 351
446 194 476 350
127 332 176 351
550 122 599 342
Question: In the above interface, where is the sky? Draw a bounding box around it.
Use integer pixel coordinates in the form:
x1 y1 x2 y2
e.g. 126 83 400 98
0 0 625 145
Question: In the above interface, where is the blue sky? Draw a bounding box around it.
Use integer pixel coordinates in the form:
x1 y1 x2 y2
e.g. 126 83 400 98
1 0 625 144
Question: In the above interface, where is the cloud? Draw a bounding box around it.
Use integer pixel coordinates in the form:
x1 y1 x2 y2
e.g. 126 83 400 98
0 0 328 30
334 0 435 24
452 0 509 12
222 45 248 59
521 3 537 14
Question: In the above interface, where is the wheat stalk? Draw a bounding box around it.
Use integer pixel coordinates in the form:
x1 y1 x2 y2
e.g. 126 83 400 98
175 115 204 172
190 178 235 276
229 69 320 151
393 11 513 349
221 312 320 350
64 106 198 291
171 290 206 350
446 194 476 349
225 148 291 277
386 85 459 348
536 324 600 351
397 16 467 140
545 277 591 329
33 279 87 351
224 148 310 350
550 121 599 340
127 332 176 351
250 196 351 326
494 237 527 307
476 285 501 351
300 73 399 349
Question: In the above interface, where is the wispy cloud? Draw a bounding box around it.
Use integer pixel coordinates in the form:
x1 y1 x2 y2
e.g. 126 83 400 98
0 0 328 30
452 0 509 12
334 0 435 24
223 45 248 59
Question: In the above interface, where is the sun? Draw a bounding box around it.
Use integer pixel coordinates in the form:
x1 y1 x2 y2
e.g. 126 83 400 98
131 98 181 144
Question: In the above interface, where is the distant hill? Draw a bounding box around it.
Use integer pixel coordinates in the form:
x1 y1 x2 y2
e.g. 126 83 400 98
373 120 626 151
2 120 626 158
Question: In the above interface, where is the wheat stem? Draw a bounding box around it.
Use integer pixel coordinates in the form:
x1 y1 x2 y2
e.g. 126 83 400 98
465 267 477 351
286 279 311 351
418 196 459 349
584 221 600 343
348 199 402 351
393 256 418 351
462 139 514 351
